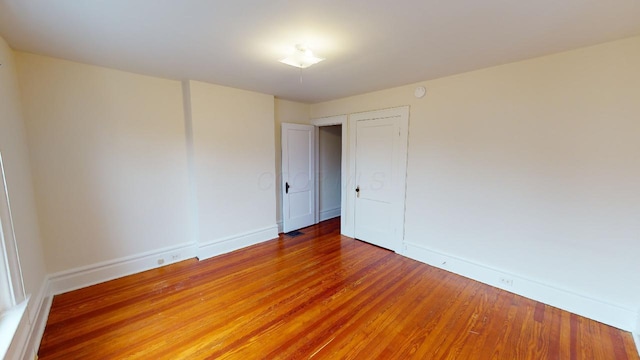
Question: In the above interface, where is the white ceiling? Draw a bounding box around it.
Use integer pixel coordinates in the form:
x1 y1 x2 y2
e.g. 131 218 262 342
1 0 639 103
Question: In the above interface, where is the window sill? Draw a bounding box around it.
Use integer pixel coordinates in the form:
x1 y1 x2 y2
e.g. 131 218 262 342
0 299 29 359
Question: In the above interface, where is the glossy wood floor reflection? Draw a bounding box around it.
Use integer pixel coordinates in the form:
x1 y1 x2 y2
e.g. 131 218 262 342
39 218 638 359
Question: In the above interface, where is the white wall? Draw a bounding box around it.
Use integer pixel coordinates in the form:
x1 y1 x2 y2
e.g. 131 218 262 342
311 36 640 329
274 99 310 231
189 81 277 253
15 52 282 275
0 37 48 359
10 51 281 356
16 52 191 273
5 31 639 347
318 125 341 220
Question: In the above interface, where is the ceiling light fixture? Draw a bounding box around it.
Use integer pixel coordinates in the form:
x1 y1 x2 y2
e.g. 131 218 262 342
279 44 324 69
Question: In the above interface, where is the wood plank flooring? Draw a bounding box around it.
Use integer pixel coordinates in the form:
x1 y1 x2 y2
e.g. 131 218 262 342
39 218 639 359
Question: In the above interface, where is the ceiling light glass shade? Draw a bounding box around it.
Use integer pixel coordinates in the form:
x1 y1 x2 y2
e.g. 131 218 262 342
279 44 324 69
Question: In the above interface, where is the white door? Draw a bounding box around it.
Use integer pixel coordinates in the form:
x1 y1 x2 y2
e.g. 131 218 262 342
350 107 409 251
282 123 316 233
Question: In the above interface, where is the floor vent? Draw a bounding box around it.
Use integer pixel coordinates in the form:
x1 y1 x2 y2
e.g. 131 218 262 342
285 230 303 237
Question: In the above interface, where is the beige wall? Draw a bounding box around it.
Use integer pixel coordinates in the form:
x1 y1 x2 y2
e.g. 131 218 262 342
274 99 310 229
5 30 639 337
311 36 640 311
16 52 191 273
190 81 276 242
0 36 47 345
15 52 281 273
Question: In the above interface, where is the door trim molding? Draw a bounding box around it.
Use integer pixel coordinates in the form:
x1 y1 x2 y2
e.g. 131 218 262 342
311 115 346 127
348 106 410 251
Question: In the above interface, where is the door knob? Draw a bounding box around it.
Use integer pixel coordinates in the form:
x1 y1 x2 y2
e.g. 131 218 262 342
286 182 290 194
355 186 360 198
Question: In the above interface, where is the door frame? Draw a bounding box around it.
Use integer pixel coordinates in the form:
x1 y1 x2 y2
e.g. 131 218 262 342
348 106 409 252
310 115 348 234
310 106 409 248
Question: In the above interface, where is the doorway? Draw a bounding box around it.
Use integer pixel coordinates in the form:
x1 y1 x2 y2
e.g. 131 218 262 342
297 107 408 251
317 125 342 223
280 118 345 234
311 115 348 233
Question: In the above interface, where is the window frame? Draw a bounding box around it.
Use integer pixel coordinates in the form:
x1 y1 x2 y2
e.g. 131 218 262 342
0 151 26 313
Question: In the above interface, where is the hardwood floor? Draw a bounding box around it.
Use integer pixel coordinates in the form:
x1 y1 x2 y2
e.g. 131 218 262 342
39 218 638 359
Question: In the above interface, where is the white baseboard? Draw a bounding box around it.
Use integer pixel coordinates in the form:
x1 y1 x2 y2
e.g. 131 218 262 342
319 207 340 222
277 221 283 234
401 241 638 332
48 242 197 296
19 278 51 360
9 235 639 358
8 227 278 359
18 243 198 359
197 225 278 261
3 276 51 360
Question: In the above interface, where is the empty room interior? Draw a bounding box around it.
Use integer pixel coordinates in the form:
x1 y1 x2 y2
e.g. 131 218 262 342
1 1 639 359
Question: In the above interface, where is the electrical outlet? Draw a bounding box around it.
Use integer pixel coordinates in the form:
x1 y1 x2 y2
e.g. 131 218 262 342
499 277 513 287
157 258 165 265
171 254 180 261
